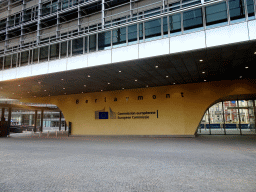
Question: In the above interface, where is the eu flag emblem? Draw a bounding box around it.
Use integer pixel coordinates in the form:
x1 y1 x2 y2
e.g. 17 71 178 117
99 112 108 119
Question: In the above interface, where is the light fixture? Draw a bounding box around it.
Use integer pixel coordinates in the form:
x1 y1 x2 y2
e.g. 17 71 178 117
239 76 242 78
27 92 30 93
135 79 137 81
166 76 169 78
48 95 50 96
88 75 90 77
202 71 205 74
101 90 103 92
199 59 203 62
18 85 20 87
245 66 249 69
64 93 66 94
84 85 86 87
108 83 110 85
82 92 84 93
61 79 64 80
254 52 256 55
122 88 124 89
173 83 175 85
12 93 14 94
44 90 46 91
63 88 65 89
204 80 207 82
34 96 36 97
38 82 41 84
155 66 158 68
119 71 121 73
146 85 148 88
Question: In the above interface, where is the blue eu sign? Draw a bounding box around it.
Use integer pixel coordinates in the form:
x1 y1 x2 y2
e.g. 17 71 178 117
99 112 109 119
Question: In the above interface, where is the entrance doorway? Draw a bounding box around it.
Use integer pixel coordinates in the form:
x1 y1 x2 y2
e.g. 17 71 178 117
197 100 256 135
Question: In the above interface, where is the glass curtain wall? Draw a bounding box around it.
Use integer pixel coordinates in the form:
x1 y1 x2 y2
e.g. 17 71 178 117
198 100 256 135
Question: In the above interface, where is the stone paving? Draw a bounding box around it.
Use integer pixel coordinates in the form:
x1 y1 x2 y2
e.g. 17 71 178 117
1 133 256 192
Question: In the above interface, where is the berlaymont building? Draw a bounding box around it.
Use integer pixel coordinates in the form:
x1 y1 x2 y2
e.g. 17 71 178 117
0 0 256 137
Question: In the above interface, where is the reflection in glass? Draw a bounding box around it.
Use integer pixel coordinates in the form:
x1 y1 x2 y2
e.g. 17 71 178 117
5 55 12 69
60 42 67 58
112 27 126 47
21 51 29 66
205 2 227 27
145 18 161 40
40 46 49 62
163 17 168 36
247 0 255 18
12 54 17 67
229 0 245 21
50 44 59 60
0 57 3 70
89 34 96 52
183 8 203 31
169 14 181 34
128 24 137 43
72 38 83 56
33 49 38 63
98 31 111 50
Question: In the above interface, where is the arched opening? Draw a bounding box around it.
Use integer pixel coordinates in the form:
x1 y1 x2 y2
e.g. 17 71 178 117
197 94 256 135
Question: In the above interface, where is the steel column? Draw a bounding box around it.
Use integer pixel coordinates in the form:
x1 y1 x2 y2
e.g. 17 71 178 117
40 110 44 132
7 107 12 135
237 99 242 135
222 101 226 135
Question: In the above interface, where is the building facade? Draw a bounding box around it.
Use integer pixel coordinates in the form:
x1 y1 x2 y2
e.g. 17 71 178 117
0 0 256 136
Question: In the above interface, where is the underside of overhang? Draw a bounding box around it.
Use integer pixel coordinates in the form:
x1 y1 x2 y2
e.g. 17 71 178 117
0 40 256 99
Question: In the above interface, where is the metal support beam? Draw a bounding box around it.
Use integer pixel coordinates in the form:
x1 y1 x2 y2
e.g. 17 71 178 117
7 107 12 135
102 0 105 29
34 110 37 132
1 108 5 122
40 110 44 132
59 111 61 131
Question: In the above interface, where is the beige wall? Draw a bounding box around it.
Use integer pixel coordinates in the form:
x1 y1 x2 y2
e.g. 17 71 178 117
21 79 256 136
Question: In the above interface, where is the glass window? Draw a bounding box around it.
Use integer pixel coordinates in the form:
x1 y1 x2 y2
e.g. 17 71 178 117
183 8 203 31
21 51 29 66
145 18 161 40
128 24 137 44
9 16 15 27
62 0 69 10
169 13 181 34
182 0 201 7
4 55 11 69
52 0 58 13
0 57 3 70
12 54 17 67
15 14 21 25
84 36 88 53
60 42 67 58
68 41 71 57
98 31 111 50
42 2 51 16
24 9 32 22
144 7 161 18
229 0 245 21
163 17 168 36
205 2 227 27
72 38 83 56
139 23 143 41
33 49 38 63
89 34 96 52
39 46 49 62
112 27 126 47
247 0 255 18
50 44 59 60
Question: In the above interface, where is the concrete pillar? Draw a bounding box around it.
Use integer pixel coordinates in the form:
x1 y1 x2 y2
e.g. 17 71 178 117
59 111 61 131
40 110 44 132
34 110 37 132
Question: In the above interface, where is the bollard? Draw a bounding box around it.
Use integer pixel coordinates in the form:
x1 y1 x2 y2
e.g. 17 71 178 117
56 130 58 137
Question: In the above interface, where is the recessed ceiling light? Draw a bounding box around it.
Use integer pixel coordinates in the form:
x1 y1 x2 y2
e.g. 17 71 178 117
34 96 36 97
18 85 20 86
44 90 46 91
204 80 207 82
28 92 30 93
135 79 137 81
199 59 203 62
166 76 169 78
108 83 110 85
155 66 158 68
88 75 90 77
12 93 14 94
20 97 22 98
63 88 65 89
146 85 148 88
119 71 121 73
122 88 124 89
38 82 41 84
101 90 103 91
254 52 256 54
64 93 66 94
84 85 86 87
48 95 50 96
82 92 84 93
61 79 64 80
245 66 249 69
173 83 175 85
239 76 242 78
202 71 205 74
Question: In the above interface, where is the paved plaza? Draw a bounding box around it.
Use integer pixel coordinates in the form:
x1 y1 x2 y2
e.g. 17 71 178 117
1 133 256 192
